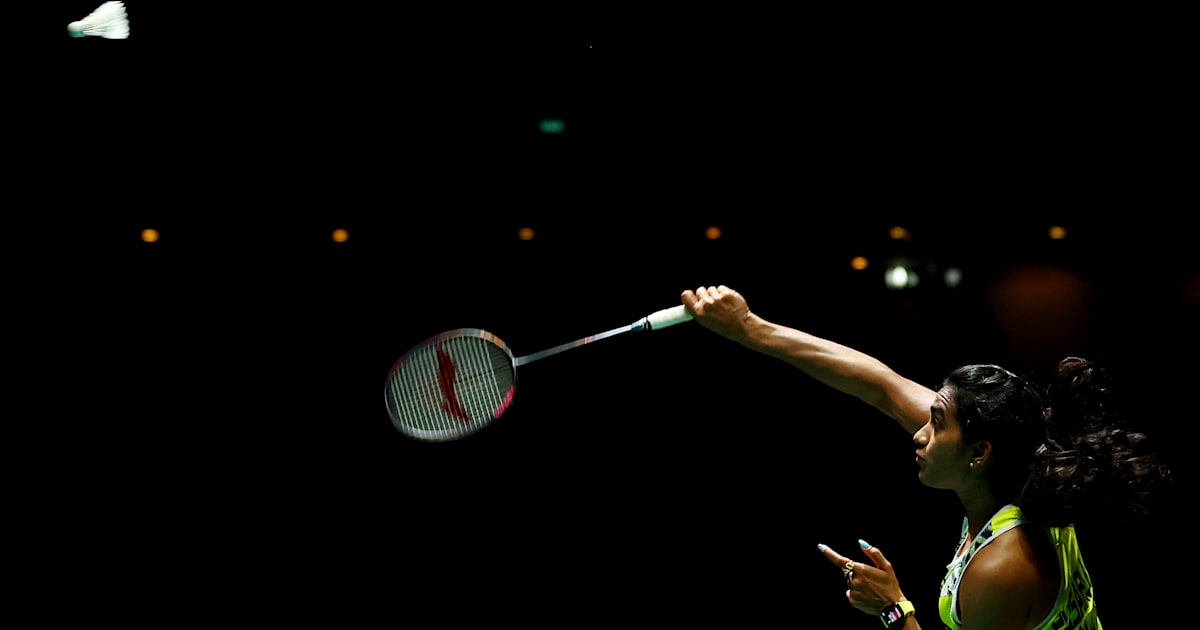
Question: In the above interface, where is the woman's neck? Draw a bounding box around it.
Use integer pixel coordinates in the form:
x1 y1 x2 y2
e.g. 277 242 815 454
960 489 1004 541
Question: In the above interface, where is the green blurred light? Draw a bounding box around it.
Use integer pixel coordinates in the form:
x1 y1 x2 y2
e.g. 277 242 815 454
539 118 566 134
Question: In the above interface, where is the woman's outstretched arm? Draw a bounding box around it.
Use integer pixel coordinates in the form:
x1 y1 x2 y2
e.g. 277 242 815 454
683 285 934 435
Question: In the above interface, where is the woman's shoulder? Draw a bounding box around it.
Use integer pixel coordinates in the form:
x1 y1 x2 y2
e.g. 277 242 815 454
968 525 1049 584
961 523 1060 620
964 520 1060 600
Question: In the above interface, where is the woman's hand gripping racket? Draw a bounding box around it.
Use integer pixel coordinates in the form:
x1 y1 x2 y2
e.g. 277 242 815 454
384 304 694 442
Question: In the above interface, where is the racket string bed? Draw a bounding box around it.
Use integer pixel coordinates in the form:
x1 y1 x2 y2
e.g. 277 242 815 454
386 331 514 440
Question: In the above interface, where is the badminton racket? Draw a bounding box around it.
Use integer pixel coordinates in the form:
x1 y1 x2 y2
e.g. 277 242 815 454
384 304 694 442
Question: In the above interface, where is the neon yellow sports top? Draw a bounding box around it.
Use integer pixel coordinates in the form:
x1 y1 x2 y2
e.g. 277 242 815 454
938 504 1101 629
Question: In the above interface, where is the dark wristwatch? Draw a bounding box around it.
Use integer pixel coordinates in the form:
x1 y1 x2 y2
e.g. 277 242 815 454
880 600 915 627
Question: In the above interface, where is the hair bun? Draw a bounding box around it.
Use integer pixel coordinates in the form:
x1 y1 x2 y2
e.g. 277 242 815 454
1048 356 1115 438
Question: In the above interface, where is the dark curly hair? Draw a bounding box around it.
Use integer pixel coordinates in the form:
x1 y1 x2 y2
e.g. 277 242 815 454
942 357 1171 528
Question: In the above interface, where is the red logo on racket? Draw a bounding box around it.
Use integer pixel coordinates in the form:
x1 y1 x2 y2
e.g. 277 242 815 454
436 347 473 424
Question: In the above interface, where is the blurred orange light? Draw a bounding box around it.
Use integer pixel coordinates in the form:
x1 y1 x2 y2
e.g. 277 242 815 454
332 228 349 243
705 226 723 240
518 227 536 241
140 228 159 243
1048 225 1067 240
851 256 869 270
889 226 912 241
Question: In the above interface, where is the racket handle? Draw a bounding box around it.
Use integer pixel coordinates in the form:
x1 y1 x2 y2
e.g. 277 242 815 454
634 304 694 331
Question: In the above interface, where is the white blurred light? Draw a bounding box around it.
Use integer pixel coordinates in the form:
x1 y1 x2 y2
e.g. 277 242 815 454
944 266 963 288
885 265 919 289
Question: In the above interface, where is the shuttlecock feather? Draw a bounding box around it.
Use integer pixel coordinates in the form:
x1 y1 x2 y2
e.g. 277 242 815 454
68 2 130 39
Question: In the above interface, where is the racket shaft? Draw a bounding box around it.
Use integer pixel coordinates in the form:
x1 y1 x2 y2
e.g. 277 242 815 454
514 304 693 366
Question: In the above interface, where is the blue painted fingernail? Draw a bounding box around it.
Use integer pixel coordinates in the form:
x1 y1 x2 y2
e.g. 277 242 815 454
817 543 826 552
859 539 871 549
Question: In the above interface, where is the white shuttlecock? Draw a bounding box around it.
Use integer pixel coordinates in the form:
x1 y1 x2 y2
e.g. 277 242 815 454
68 2 130 39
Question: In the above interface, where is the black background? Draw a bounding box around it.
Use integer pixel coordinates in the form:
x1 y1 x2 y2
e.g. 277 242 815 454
19 3 1195 626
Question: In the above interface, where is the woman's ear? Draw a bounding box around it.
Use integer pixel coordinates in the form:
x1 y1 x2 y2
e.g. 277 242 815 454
969 440 992 468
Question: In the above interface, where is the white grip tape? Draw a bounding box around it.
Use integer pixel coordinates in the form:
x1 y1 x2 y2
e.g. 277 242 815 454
645 304 694 330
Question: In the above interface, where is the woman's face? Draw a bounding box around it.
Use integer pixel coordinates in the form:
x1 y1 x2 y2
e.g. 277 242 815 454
913 386 975 490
